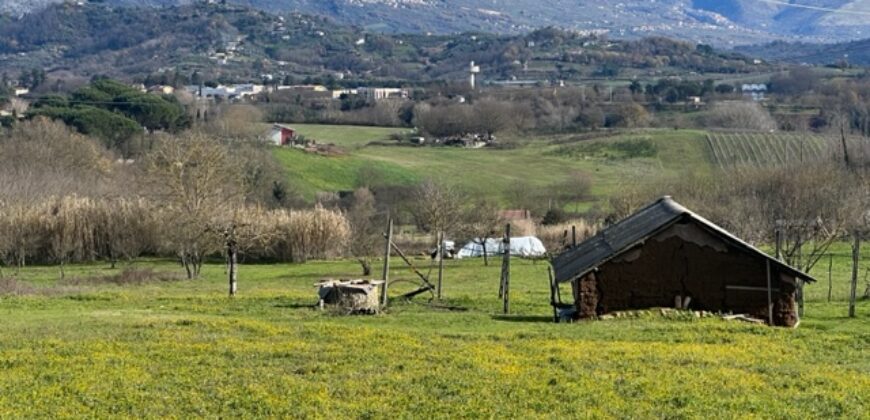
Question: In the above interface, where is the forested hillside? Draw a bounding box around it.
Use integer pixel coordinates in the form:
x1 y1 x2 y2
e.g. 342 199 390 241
3 0 870 44
0 2 769 83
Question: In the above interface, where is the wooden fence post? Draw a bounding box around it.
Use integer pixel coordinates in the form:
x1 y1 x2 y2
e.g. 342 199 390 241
437 231 444 300
828 254 833 303
381 218 393 307
849 234 860 318
766 259 773 326
571 225 577 248
501 224 511 315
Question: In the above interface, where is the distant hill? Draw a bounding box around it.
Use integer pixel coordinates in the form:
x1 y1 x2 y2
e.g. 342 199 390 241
738 38 870 65
0 2 769 83
3 0 870 45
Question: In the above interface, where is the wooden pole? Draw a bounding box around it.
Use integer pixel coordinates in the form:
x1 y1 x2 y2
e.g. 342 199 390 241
766 259 773 326
228 243 238 297
437 231 444 300
828 253 833 302
548 266 558 323
381 218 393 307
849 234 860 318
571 225 577 248
796 234 804 317
774 226 782 261
502 224 512 315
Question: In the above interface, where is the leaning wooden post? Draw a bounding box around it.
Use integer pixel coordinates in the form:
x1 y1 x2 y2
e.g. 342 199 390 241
502 224 512 315
437 231 444 300
381 218 393 307
849 234 860 318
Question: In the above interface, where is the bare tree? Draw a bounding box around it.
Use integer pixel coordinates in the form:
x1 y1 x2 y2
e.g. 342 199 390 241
347 188 380 275
408 179 466 236
472 99 517 140
706 101 776 131
207 104 264 140
145 132 242 279
455 199 504 266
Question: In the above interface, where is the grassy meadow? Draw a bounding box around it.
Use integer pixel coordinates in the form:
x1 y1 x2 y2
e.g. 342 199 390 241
1 253 868 418
278 125 713 204
2 124 868 417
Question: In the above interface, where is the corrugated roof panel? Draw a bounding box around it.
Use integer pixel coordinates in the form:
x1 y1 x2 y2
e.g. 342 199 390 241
552 196 815 283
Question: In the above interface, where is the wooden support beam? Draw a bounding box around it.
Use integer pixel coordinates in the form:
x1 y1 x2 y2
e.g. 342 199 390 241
725 285 782 292
400 285 435 300
389 240 435 289
381 218 393 307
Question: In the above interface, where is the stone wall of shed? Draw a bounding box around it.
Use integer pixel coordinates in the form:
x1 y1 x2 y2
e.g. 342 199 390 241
575 222 798 327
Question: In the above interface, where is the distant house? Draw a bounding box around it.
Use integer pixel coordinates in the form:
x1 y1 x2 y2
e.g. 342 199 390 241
552 197 814 327
742 84 768 101
186 84 265 101
270 124 296 146
356 87 409 101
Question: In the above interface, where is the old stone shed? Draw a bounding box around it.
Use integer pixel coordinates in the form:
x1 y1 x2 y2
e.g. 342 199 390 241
552 197 815 327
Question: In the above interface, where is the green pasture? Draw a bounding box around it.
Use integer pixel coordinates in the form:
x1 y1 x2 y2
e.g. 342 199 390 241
275 125 714 204
1 251 868 418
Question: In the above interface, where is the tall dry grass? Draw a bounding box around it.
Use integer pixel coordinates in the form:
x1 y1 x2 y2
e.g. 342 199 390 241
240 205 351 262
537 219 600 253
0 197 351 268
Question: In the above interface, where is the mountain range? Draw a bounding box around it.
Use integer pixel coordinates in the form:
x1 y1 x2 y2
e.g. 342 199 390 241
2 0 869 46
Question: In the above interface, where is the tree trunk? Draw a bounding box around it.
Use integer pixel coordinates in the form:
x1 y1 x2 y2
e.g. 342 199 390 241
841 126 851 167
359 258 372 276
482 239 489 267
182 253 193 280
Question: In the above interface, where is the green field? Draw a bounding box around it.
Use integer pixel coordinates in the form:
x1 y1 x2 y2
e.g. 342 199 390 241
278 126 714 203
1 252 868 418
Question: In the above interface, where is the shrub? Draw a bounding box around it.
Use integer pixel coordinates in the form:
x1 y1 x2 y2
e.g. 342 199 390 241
541 208 568 226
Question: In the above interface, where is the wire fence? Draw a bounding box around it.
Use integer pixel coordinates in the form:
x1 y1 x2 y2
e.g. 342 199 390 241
805 251 869 302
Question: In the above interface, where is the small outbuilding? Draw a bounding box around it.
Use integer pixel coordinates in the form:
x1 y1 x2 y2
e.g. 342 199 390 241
270 124 297 146
552 197 815 327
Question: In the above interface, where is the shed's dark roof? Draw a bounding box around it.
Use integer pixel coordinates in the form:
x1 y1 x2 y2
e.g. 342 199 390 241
552 196 816 283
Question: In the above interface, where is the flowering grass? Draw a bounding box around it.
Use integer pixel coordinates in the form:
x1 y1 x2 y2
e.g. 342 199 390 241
0 257 868 418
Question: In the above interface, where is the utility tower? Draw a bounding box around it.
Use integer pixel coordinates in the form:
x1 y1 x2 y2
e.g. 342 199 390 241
469 61 481 90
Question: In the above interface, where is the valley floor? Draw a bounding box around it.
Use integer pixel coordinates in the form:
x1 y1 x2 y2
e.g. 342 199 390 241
1 257 867 418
